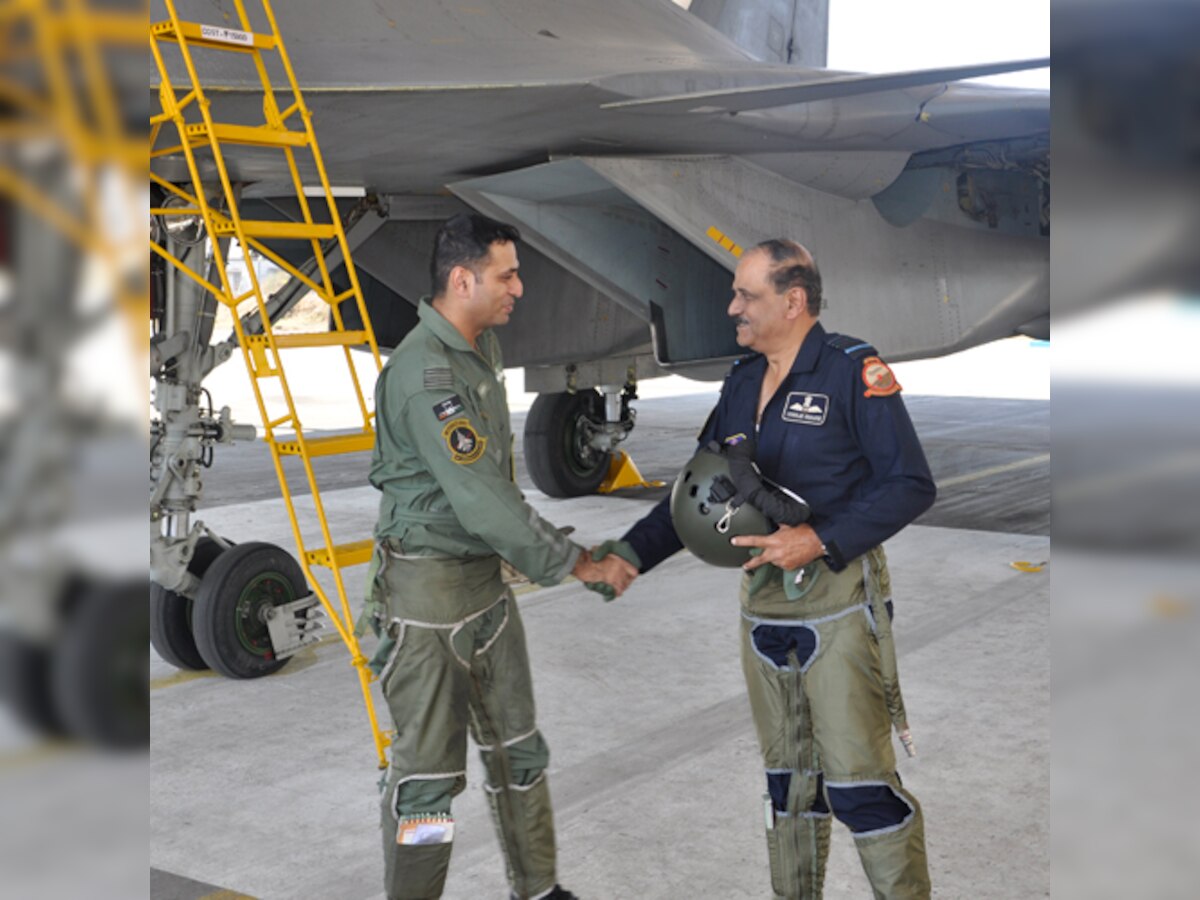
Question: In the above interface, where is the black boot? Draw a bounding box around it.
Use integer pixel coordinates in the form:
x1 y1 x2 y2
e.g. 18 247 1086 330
511 886 577 900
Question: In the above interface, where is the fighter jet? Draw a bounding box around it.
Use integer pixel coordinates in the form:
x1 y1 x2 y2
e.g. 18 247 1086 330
151 0 1047 491
148 0 1046 681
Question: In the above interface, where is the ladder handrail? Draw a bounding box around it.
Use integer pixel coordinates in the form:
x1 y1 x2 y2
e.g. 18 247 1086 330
151 0 391 767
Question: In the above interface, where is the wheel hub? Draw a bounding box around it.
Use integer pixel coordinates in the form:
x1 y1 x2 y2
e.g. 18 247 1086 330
234 573 293 656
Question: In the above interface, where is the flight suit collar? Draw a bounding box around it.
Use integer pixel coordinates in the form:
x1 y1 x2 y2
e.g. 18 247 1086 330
418 297 476 353
788 321 827 375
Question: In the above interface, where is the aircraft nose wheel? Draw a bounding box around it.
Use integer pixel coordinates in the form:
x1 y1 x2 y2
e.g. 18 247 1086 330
149 536 230 671
52 579 149 749
3 578 150 749
524 389 611 497
233 572 291 656
191 542 309 679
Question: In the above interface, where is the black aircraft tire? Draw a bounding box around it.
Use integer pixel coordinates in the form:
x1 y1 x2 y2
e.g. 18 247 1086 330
191 542 306 680
149 537 228 671
524 390 611 498
52 580 150 749
0 634 66 738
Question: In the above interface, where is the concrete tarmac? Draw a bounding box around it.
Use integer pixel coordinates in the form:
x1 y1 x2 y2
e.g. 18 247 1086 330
151 393 1049 900
200 393 1049 537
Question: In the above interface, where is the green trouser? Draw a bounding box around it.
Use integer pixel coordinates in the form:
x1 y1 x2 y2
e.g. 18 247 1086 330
741 548 930 900
373 550 558 900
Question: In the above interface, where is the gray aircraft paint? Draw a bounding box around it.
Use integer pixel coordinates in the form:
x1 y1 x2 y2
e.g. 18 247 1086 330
151 0 1048 377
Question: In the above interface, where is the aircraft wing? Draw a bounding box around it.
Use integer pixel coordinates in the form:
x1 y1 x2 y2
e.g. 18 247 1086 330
151 0 1048 369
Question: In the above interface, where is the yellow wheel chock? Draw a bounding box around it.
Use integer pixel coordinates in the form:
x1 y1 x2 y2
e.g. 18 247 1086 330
599 450 665 493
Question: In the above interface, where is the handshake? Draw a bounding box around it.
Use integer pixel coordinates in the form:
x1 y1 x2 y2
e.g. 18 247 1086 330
570 539 641 601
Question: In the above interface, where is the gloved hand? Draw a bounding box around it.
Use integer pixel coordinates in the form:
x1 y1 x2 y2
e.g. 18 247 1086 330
585 580 617 602
592 539 641 569
584 539 642 602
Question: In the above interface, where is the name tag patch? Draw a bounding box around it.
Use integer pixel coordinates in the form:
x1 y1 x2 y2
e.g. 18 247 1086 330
432 394 465 422
781 392 829 426
442 418 487 464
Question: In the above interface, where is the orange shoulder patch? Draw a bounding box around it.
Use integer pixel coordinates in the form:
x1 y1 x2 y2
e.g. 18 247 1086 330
861 356 902 397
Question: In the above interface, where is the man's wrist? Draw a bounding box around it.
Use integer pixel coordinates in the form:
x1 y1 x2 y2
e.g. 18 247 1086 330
593 539 641 571
818 536 847 571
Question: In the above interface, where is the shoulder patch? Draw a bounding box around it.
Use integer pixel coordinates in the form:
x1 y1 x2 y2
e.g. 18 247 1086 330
825 333 877 361
423 366 453 390
442 418 487 464
861 356 903 397
432 394 465 422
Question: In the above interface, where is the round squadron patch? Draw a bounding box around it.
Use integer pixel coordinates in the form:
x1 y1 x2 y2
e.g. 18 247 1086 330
861 356 902 397
442 418 487 464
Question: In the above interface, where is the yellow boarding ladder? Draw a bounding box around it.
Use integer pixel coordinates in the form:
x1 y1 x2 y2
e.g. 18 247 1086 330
150 0 390 767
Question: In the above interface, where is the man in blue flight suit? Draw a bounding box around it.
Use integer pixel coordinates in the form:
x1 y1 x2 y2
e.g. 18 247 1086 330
596 239 936 898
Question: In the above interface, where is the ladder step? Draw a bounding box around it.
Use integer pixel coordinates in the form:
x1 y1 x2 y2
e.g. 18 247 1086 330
151 20 276 52
274 431 375 458
184 122 308 149
211 219 337 241
306 540 375 569
272 330 368 349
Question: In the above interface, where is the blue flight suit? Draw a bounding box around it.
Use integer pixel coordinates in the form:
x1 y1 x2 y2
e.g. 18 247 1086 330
623 322 936 899
623 321 935 576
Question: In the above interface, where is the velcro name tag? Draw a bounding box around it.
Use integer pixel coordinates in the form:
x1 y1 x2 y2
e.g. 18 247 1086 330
432 394 465 421
781 392 829 426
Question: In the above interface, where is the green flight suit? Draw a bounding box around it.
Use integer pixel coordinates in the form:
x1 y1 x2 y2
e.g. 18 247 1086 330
367 299 582 900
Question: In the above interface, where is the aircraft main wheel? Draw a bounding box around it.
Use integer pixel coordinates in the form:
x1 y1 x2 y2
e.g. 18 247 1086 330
52 579 150 749
149 537 228 671
191 542 307 680
524 389 611 498
0 633 65 738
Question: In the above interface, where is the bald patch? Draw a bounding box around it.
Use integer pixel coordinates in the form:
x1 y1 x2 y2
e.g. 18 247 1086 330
750 239 823 316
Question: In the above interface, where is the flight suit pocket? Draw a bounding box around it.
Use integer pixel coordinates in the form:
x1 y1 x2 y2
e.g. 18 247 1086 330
356 540 391 639
764 804 792 897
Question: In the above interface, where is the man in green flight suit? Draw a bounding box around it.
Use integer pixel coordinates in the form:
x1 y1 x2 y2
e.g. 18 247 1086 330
366 213 636 900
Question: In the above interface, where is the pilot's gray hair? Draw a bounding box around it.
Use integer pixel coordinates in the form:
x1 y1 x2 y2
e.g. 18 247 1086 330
431 213 521 297
753 239 823 316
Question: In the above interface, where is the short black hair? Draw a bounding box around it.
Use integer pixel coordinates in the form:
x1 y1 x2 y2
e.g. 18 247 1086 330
430 213 521 297
753 239 823 316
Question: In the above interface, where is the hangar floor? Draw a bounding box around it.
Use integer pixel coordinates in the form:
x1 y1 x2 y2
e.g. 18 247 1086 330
150 390 1048 899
